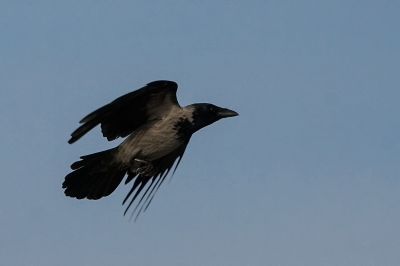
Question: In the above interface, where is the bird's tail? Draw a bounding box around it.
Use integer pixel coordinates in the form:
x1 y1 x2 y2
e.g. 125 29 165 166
63 148 126 200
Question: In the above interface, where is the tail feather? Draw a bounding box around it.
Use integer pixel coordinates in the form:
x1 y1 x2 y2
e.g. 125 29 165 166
63 148 126 200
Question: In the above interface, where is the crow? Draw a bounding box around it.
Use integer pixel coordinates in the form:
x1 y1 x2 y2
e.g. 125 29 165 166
63 80 238 218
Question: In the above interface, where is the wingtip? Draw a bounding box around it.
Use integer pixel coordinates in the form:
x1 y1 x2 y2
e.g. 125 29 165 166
147 80 178 89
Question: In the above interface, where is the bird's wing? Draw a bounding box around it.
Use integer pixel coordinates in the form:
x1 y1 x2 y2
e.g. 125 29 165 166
68 80 179 144
122 141 189 220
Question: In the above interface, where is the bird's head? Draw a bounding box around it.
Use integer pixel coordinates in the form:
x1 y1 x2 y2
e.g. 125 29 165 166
188 103 239 133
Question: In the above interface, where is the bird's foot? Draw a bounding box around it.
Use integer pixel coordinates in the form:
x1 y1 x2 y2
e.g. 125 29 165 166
133 158 154 176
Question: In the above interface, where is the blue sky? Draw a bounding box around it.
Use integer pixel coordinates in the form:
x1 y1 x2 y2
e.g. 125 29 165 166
1 1 399 265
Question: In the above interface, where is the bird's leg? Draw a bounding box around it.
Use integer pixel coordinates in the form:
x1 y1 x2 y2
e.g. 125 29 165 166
132 158 154 176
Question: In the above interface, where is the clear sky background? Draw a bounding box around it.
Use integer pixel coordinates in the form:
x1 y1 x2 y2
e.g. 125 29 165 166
1 1 399 265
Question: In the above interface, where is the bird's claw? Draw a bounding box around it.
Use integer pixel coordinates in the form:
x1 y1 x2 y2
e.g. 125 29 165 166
133 159 154 176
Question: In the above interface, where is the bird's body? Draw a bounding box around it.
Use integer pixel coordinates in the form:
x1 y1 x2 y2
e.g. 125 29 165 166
63 80 237 218
116 106 191 163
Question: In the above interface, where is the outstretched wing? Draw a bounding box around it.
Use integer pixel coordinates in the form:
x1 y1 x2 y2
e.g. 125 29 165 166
68 80 179 144
122 141 189 220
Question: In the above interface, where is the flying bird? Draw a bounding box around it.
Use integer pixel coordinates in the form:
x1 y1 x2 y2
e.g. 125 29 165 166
63 80 238 218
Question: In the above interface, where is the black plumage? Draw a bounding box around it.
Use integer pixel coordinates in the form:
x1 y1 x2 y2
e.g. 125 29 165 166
63 80 238 218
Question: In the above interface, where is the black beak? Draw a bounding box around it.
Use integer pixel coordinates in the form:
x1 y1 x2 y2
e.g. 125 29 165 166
217 108 239 118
